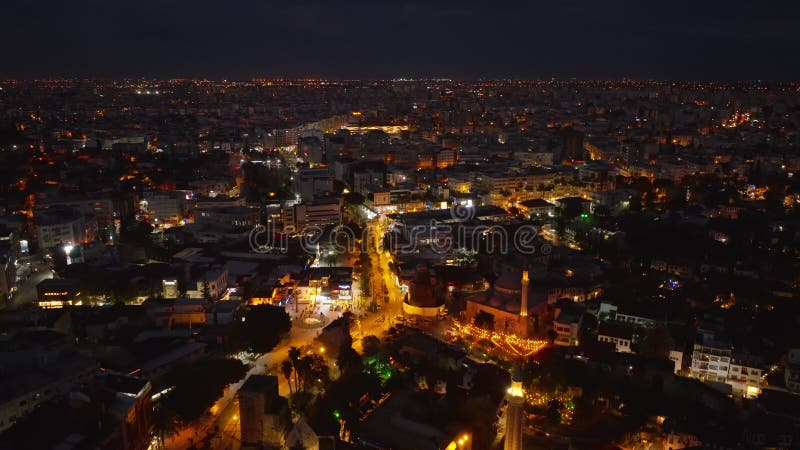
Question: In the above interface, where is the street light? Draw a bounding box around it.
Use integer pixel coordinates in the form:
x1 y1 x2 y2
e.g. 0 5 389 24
454 433 471 449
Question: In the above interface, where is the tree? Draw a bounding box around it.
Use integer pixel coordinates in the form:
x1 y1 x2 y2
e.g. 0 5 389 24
547 399 564 424
336 344 362 378
110 278 139 304
151 405 179 449
289 346 302 393
161 358 248 422
307 370 382 438
296 354 330 393
201 280 212 301
281 359 295 394
231 305 291 353
474 310 495 330
594 205 611 217
361 335 382 357
358 251 373 298
639 326 674 359
343 192 365 205
289 390 315 418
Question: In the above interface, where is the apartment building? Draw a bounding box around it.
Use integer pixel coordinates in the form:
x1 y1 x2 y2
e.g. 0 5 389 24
282 198 342 231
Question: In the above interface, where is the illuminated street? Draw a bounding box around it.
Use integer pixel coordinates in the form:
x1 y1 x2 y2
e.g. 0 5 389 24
9 257 53 309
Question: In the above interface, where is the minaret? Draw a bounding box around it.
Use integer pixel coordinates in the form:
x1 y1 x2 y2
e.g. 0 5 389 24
504 366 525 450
519 270 529 317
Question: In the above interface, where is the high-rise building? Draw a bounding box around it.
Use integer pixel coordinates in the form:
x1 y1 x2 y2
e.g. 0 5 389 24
561 127 585 161
293 168 333 201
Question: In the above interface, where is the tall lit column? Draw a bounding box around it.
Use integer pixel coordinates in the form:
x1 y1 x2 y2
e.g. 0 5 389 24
504 367 525 450
519 270 529 317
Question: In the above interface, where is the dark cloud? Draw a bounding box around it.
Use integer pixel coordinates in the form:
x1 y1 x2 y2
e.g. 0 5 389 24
1 0 798 79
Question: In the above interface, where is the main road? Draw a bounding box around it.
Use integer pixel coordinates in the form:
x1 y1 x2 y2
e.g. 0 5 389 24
9 256 53 309
161 218 402 449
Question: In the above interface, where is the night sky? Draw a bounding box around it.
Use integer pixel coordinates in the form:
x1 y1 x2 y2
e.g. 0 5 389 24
2 0 799 80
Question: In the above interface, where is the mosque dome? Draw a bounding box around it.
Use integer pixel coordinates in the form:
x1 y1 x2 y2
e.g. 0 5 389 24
489 296 505 308
494 269 522 296
504 300 521 313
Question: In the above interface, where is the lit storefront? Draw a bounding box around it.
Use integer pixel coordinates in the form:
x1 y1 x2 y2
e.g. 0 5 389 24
36 278 81 308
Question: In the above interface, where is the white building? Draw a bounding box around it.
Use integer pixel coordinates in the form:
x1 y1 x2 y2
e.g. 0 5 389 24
597 322 634 353
727 354 764 397
690 340 732 382
141 192 187 224
690 336 764 397
293 168 333 200
35 205 94 250
669 349 684 374
187 267 229 300
162 278 179 299
282 198 342 232
553 312 582 347
614 311 658 328
478 168 555 193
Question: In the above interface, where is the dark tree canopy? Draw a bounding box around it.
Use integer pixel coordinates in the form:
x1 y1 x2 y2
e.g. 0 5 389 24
161 358 248 422
231 304 292 353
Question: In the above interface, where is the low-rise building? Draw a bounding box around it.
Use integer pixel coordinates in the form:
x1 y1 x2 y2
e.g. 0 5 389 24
785 348 800 393
0 330 99 433
554 311 582 347
139 341 206 379
97 372 153 450
597 322 634 353
186 267 229 300
614 309 658 329
517 199 556 218
195 206 259 231
36 278 81 309
142 298 208 328
239 375 290 448
727 354 764 398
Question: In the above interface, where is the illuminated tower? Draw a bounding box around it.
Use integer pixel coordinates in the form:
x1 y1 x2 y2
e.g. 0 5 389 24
504 366 525 450
519 270 529 317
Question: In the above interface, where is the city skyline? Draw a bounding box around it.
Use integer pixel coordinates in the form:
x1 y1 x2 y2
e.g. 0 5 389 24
2 3 800 448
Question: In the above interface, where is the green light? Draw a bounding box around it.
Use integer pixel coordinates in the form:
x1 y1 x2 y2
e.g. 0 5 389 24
333 410 341 419
580 213 588 219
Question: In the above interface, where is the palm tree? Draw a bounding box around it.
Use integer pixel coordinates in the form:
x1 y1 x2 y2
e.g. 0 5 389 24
295 354 329 393
151 405 179 449
288 346 301 392
281 359 295 393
